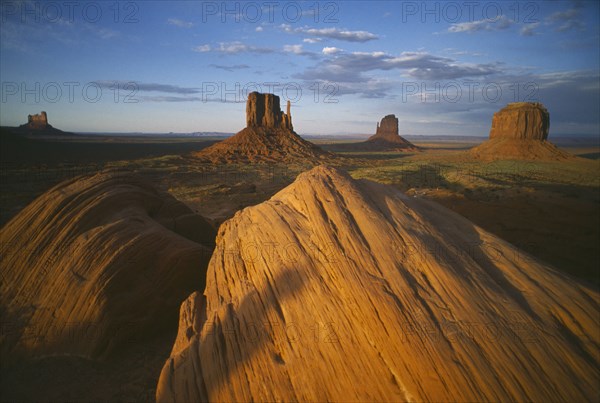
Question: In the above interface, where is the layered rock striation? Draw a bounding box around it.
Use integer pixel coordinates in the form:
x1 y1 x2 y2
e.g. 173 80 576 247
471 102 572 160
157 165 599 402
0 171 215 363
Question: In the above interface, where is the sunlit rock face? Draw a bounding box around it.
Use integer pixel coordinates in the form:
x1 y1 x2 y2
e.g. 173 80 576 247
489 102 549 140
22 111 51 129
157 165 600 402
246 92 293 130
0 171 215 363
366 114 416 150
193 92 330 163
470 102 573 160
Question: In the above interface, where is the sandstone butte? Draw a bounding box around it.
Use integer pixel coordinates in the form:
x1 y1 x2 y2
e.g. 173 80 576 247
21 111 52 130
470 102 573 160
366 114 418 150
193 92 331 163
0 171 215 363
157 165 599 402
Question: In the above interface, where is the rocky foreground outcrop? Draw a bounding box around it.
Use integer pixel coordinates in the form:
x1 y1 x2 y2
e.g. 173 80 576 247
157 166 599 402
471 102 572 160
0 171 215 363
193 92 330 163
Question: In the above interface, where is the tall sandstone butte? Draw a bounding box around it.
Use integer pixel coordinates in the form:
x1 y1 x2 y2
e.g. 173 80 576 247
246 92 293 130
373 114 399 140
22 111 51 129
489 102 549 140
157 165 599 402
364 114 417 150
471 102 572 160
193 92 328 163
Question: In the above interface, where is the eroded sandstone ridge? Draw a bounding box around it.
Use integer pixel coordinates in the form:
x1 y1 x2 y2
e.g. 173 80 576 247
193 92 329 163
471 102 572 160
157 165 599 402
0 171 215 363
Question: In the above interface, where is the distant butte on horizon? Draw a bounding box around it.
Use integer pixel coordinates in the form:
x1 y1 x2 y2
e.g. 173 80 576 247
192 91 331 163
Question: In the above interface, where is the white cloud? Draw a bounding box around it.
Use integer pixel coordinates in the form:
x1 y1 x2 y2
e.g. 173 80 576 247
322 47 342 55
167 18 194 28
547 4 585 32
280 24 378 42
284 44 304 54
255 26 264 32
193 44 211 52
520 23 540 37
448 16 513 33
215 41 274 54
303 38 322 43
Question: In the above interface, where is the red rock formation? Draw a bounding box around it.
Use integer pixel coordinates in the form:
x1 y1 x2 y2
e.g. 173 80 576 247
246 92 293 130
0 171 215 362
374 114 399 139
360 114 417 151
471 102 572 160
22 111 51 129
157 165 599 402
194 92 330 163
489 102 549 140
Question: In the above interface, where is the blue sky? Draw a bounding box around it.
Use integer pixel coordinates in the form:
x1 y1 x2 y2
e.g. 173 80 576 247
1 0 599 136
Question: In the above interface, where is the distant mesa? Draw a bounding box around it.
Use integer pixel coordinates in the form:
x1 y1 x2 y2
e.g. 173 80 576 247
157 165 599 402
22 111 52 130
366 114 418 150
470 102 572 160
14 111 74 136
0 171 215 362
193 92 331 163
334 114 418 152
489 102 549 140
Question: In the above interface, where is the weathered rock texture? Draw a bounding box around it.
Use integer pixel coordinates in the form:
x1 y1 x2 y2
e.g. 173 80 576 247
489 102 549 140
194 92 330 163
374 114 399 139
0 171 215 363
157 165 599 402
246 92 293 130
23 111 50 129
471 102 573 160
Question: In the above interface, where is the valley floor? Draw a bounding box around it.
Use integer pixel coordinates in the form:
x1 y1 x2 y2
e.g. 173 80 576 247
1 132 598 400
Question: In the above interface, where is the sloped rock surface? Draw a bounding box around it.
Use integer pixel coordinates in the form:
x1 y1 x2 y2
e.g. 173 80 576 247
157 166 599 402
0 171 215 363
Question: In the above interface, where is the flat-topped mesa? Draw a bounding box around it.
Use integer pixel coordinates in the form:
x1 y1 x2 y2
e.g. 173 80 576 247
246 92 293 130
489 102 549 140
22 111 51 129
375 114 399 138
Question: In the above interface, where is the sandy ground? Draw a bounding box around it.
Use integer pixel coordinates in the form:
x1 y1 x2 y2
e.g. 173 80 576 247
0 131 598 400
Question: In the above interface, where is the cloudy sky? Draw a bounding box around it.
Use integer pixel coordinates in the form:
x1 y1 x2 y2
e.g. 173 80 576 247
1 0 598 136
